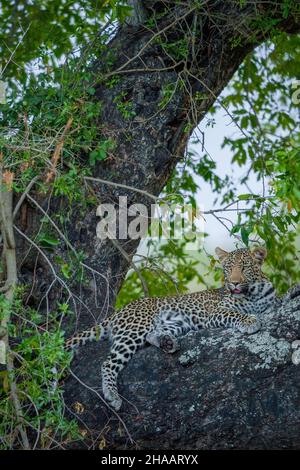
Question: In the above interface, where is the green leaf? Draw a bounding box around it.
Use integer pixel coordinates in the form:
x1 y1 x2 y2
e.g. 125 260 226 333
238 194 256 200
38 235 60 248
230 224 240 234
241 227 250 246
61 264 72 279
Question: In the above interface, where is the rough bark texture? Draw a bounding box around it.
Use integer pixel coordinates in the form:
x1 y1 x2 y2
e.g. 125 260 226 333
64 286 300 449
12 0 300 449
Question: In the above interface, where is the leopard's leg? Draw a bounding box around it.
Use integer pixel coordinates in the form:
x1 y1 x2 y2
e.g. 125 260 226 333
101 330 147 411
146 329 180 354
146 309 192 354
235 313 261 334
211 309 261 334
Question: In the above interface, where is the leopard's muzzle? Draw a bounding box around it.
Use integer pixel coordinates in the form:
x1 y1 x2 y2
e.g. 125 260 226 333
227 282 250 295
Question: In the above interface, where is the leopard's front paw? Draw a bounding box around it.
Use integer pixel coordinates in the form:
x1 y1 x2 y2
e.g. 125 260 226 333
103 387 122 411
160 334 180 354
237 315 261 335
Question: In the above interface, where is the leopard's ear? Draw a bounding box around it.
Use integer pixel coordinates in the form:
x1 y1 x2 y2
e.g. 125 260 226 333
215 247 229 262
251 246 267 265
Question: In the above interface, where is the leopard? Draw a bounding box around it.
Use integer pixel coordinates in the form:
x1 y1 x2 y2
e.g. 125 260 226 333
65 246 275 411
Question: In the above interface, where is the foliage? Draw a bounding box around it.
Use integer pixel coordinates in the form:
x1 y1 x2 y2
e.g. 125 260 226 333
217 36 300 292
0 0 131 84
0 290 79 449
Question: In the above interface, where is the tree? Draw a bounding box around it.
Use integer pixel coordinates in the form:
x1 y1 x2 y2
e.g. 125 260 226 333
0 0 300 449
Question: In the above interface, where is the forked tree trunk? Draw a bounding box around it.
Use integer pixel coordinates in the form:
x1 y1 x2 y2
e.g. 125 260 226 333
12 1 300 448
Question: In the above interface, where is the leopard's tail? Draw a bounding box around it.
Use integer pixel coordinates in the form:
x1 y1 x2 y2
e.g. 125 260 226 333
65 319 110 352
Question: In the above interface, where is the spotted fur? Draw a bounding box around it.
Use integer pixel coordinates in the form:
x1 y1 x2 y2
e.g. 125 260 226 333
66 247 275 410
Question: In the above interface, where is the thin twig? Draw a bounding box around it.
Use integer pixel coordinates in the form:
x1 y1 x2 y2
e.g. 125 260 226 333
110 237 149 297
84 176 158 201
1 23 32 76
13 175 40 220
45 117 73 183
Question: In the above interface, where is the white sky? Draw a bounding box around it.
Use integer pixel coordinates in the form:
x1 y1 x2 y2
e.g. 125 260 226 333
190 104 267 255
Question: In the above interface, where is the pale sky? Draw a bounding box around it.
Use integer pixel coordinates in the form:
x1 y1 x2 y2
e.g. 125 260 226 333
191 102 267 255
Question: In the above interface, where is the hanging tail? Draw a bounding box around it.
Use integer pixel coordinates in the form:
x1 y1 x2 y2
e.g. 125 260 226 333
65 319 109 352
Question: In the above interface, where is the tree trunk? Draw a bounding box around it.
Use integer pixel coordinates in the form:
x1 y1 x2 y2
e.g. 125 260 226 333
12 0 300 448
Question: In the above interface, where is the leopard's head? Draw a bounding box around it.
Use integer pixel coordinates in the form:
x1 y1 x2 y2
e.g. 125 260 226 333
215 246 267 295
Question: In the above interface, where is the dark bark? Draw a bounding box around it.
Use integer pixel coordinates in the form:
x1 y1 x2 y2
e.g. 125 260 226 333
64 286 300 449
13 0 300 448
